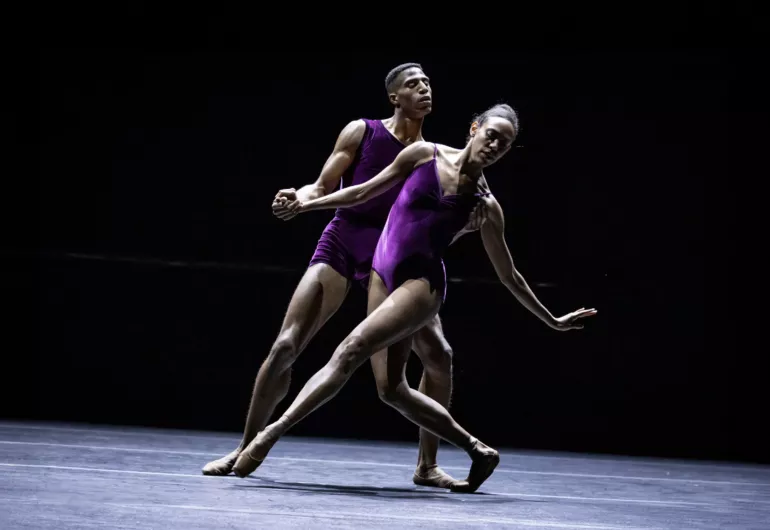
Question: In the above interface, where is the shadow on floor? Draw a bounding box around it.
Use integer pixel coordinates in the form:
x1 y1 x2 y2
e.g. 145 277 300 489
236 476 523 503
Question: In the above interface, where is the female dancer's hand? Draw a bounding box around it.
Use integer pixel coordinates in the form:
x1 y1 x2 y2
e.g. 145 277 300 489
466 201 488 231
551 308 597 330
464 177 493 231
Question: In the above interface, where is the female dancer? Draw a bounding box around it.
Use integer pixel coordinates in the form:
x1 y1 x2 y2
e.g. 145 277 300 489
234 104 596 492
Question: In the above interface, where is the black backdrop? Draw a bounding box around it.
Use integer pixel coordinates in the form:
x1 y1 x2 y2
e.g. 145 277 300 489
17 11 751 463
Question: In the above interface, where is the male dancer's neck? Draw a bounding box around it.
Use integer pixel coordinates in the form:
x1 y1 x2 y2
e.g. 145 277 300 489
387 109 424 145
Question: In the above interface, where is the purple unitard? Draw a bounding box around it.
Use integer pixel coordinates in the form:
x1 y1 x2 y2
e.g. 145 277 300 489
372 144 489 302
309 119 407 287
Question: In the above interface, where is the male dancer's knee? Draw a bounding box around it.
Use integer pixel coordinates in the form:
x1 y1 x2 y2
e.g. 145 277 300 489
264 333 301 375
421 343 453 377
377 380 411 409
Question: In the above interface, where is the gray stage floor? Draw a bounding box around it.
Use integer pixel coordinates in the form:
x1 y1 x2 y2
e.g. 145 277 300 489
0 421 768 529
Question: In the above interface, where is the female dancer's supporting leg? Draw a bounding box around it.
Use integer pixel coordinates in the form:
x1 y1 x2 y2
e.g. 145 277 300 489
232 273 499 492
366 273 499 492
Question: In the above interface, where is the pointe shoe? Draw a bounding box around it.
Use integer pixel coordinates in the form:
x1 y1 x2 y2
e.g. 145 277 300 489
231 430 276 478
412 465 459 489
201 449 240 476
449 438 500 493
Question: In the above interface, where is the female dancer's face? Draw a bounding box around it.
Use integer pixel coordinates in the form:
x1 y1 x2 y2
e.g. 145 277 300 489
469 117 517 167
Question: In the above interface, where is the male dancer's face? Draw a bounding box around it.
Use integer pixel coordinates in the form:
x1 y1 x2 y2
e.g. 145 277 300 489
389 67 432 118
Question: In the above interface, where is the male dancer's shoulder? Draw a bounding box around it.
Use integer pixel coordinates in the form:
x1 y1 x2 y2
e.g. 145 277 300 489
334 119 370 154
338 118 379 148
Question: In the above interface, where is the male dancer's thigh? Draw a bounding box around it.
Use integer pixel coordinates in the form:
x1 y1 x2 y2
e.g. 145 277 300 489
278 263 350 353
412 314 451 361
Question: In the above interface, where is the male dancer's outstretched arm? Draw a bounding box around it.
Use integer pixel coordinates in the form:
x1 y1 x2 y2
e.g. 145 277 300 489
478 195 597 330
274 120 366 208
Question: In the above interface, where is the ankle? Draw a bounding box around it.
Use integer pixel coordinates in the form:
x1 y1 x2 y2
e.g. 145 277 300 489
416 463 438 472
269 415 291 437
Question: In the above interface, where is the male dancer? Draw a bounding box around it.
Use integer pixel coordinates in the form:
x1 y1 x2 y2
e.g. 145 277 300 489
203 63 485 488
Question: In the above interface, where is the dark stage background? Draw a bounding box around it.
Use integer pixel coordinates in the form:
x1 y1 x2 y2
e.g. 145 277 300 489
18 22 748 463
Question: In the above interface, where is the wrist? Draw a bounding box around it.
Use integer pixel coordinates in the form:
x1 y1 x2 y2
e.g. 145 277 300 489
295 189 311 203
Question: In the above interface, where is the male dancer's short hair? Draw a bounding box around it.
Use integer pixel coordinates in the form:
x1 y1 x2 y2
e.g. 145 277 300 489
385 62 423 92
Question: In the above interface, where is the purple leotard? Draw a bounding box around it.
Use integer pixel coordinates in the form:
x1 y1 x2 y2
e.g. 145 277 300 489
309 119 407 287
372 144 488 302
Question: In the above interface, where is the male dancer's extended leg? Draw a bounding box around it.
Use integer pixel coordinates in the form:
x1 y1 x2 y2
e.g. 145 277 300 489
202 263 349 475
234 273 499 492
410 316 456 488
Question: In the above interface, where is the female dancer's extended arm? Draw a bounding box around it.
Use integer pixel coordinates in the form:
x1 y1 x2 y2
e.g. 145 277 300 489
479 196 596 330
278 141 435 215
